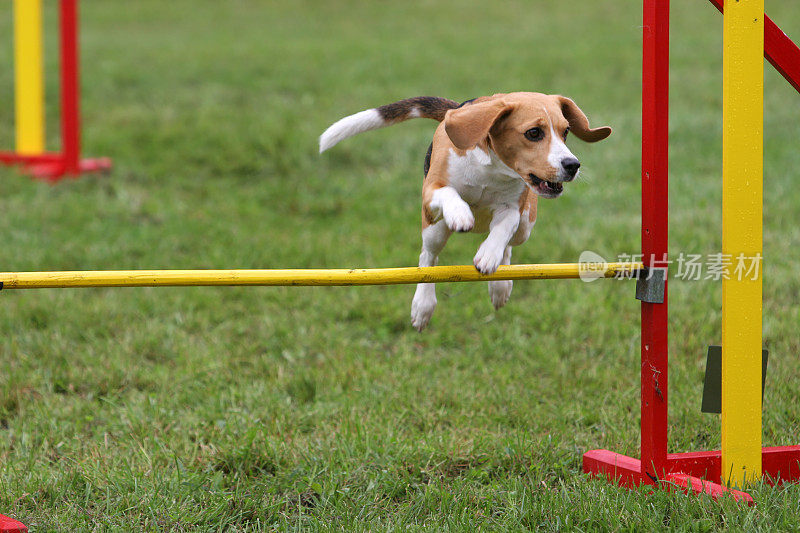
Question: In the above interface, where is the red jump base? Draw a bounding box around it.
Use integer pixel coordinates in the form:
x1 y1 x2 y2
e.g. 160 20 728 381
584 446 800 504
0 514 26 533
0 152 112 182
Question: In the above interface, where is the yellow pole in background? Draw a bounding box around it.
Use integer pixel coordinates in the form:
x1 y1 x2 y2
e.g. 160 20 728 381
721 0 763 487
14 0 45 155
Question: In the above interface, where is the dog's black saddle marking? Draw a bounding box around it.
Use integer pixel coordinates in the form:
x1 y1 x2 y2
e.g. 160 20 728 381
423 98 476 178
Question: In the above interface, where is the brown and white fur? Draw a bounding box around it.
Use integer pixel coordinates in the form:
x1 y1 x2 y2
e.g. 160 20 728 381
319 92 611 331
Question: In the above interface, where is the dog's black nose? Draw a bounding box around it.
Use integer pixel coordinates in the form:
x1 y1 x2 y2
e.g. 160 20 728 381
561 157 581 180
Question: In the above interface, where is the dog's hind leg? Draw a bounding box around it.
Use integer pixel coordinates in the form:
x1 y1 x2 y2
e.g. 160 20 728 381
488 246 513 309
411 220 451 331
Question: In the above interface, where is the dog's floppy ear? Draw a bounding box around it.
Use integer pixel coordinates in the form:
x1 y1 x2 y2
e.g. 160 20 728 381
444 100 513 150
557 96 612 143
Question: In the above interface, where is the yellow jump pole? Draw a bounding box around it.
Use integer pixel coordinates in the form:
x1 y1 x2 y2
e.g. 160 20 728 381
13 0 45 155
721 0 764 487
0 263 642 289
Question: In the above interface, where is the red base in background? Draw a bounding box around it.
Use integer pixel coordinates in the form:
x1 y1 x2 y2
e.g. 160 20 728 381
584 446 800 504
0 152 111 182
0 514 26 533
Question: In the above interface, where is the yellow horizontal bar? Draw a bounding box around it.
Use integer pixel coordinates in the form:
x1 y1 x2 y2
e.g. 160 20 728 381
0 263 643 289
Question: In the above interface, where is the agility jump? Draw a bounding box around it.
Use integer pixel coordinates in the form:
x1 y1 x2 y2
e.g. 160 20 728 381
1 2 800 529
0 0 110 180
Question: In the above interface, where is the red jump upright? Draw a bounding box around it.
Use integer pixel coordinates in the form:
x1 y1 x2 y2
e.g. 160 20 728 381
582 0 674 495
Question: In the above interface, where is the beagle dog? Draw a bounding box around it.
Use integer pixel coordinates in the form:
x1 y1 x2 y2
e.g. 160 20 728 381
319 92 611 331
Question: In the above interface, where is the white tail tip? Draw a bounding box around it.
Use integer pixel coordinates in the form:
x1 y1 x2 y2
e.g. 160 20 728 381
319 108 385 153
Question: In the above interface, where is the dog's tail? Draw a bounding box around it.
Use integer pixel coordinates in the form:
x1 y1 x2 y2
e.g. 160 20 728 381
319 96 459 153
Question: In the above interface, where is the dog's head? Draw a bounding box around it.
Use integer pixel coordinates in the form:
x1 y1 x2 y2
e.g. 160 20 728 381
443 92 611 198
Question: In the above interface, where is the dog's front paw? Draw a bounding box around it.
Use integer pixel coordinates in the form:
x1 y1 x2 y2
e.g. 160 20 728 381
442 201 474 233
473 242 504 274
411 286 437 331
489 280 513 309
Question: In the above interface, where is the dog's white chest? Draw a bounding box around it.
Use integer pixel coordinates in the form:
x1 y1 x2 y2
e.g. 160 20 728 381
446 148 525 208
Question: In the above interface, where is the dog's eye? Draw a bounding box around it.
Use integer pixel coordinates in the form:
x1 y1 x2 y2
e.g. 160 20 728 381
564 127 570 140
524 127 544 142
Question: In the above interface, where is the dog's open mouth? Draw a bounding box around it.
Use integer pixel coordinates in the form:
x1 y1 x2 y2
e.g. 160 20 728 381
528 174 563 198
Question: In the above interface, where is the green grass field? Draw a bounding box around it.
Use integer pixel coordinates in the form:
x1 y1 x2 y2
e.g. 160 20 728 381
1 0 799 530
